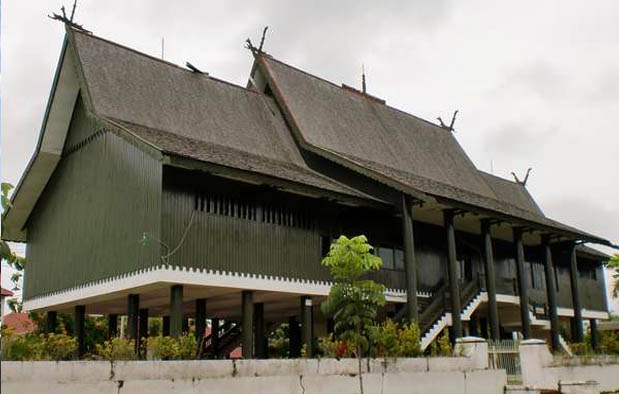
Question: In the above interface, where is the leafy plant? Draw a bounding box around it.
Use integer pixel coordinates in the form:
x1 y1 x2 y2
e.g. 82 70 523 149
320 235 386 394
607 254 619 298
1 327 76 361
430 329 453 357
43 332 78 361
1 182 26 312
369 319 422 358
146 334 197 360
95 337 138 361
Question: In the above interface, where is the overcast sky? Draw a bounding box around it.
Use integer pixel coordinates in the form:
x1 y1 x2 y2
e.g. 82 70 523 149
1 1 618 310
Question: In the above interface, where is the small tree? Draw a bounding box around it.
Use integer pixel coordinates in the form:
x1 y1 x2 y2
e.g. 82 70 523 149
1 182 26 312
321 235 385 394
608 254 619 298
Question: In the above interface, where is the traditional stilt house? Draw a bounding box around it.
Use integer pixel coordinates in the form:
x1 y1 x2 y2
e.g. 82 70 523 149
2 27 614 358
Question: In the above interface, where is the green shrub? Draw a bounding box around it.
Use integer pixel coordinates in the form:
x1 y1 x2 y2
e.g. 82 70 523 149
147 334 196 360
370 319 422 357
1 328 44 361
1 327 76 361
95 337 137 361
429 330 453 357
317 333 355 358
600 330 619 355
43 332 77 361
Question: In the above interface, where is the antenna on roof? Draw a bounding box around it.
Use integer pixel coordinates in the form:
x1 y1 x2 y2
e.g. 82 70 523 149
437 110 459 132
362 64 367 94
48 0 91 33
245 26 269 54
161 37 165 60
511 168 532 186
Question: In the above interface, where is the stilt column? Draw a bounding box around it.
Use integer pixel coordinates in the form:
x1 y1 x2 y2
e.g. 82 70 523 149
569 243 584 342
301 296 313 358
74 305 86 359
542 235 560 351
254 303 266 359
170 285 183 338
46 311 57 334
401 194 419 321
242 291 254 359
445 210 462 339
481 220 500 340
513 228 532 339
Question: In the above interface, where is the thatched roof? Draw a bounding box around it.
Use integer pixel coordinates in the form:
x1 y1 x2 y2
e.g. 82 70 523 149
256 54 611 244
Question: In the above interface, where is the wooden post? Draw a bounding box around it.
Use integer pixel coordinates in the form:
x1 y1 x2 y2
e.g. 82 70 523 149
46 311 57 334
569 243 584 342
108 314 118 338
542 235 560 352
444 210 462 339
127 294 140 352
162 316 170 336
242 290 254 359
138 308 148 358
211 318 220 355
401 194 419 322
170 285 183 338
481 220 500 340
254 303 266 358
74 305 86 359
195 298 206 345
513 228 532 339
288 316 301 357
301 296 313 358
590 319 599 351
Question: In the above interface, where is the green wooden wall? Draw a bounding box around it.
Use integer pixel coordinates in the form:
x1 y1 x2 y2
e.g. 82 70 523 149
24 97 162 299
161 172 327 282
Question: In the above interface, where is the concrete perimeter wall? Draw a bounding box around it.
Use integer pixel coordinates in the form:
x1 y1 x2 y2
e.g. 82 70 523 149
519 339 619 392
1 356 506 394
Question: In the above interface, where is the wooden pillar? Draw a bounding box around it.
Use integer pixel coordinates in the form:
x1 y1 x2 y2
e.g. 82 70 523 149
481 220 500 340
288 316 301 357
127 294 140 350
513 228 532 339
46 311 57 334
74 305 86 359
195 298 206 345
401 194 419 322
138 308 148 358
211 318 220 353
242 290 254 359
590 319 599 351
170 285 183 338
444 210 462 339
254 303 266 359
162 316 170 336
108 314 118 338
569 243 584 342
301 296 313 358
542 235 560 352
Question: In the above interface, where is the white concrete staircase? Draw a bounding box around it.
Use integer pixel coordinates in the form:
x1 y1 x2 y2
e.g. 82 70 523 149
420 290 484 350
558 334 573 356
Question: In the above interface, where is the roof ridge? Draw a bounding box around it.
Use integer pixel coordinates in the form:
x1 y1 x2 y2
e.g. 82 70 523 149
478 169 525 187
70 28 265 97
260 54 452 134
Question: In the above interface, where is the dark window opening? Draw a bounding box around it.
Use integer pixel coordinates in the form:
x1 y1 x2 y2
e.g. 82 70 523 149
321 236 331 258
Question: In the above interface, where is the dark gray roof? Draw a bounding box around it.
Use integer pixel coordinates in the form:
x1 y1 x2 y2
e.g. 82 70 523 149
576 245 611 261
71 31 370 200
257 54 611 243
478 171 544 216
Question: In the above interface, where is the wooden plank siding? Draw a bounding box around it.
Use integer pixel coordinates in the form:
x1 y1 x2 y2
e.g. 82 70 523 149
161 169 328 283
24 97 162 299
